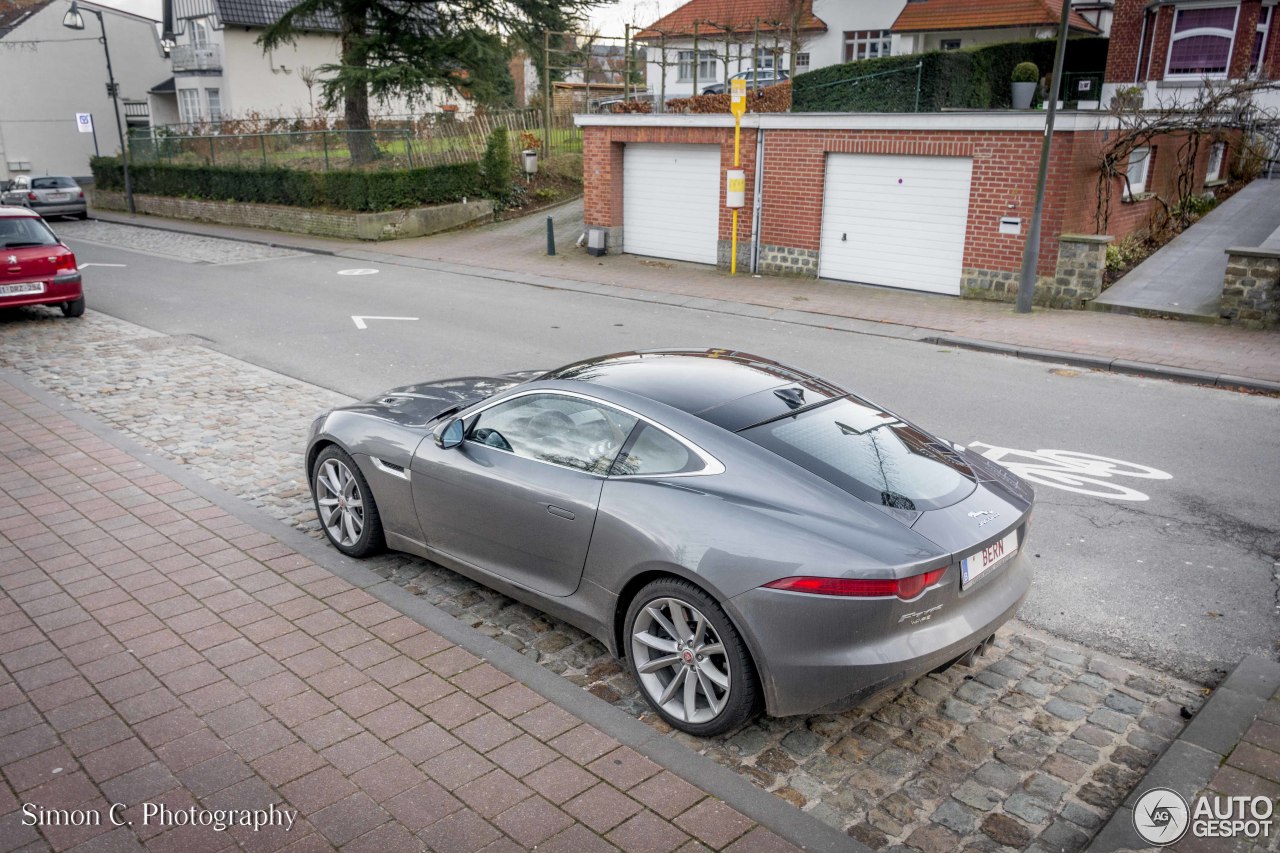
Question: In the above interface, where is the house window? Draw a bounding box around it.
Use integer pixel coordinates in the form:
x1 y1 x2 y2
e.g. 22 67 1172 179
206 88 222 123
843 30 891 63
1126 146 1153 197
676 49 717 82
1167 5 1238 77
1206 141 1226 181
941 39 962 51
795 52 810 73
178 88 201 124
1252 6 1271 74
189 17 210 48
753 48 774 70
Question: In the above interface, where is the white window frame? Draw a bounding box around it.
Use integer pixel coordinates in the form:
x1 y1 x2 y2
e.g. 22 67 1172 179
795 52 810 73
1206 141 1225 181
1252 6 1271 75
189 17 210 48
1126 146 1152 198
941 39 962 51
178 88 201 124
205 88 222 123
1165 4 1239 80
843 30 891 63
675 48 718 82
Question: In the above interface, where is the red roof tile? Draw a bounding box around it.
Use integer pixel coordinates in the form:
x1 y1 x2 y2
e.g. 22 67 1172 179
636 0 826 40
891 0 1100 35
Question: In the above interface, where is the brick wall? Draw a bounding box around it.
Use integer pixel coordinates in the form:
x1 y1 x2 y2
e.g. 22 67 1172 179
1148 6 1174 82
1105 0 1147 83
581 117 1228 303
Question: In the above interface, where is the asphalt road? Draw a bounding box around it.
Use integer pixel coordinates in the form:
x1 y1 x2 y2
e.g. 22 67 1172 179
64 230 1280 686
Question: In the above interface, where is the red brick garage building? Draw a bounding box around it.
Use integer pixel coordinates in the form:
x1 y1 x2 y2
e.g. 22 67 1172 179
575 112 1226 307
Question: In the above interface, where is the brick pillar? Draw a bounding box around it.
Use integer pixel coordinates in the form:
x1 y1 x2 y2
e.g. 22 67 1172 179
1231 0 1262 79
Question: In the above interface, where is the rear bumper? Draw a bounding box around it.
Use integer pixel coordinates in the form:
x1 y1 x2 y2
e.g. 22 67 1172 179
0 273 83 310
30 202 87 217
726 552 1032 717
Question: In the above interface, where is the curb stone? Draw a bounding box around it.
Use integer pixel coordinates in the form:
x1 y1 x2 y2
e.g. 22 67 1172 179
1086 655 1280 852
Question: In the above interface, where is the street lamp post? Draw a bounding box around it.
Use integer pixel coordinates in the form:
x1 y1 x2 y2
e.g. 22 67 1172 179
63 0 135 214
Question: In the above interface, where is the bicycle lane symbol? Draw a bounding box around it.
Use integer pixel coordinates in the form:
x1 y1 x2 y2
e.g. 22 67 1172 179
967 442 1173 501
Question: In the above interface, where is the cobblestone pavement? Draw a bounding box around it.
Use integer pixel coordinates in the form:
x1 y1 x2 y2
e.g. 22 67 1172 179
0 295 1210 851
55 220 305 265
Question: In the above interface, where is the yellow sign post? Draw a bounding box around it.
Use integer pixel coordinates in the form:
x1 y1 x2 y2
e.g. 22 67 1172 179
728 78 747 276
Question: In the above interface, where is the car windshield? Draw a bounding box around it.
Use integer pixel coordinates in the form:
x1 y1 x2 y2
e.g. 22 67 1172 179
0 216 59 248
32 177 78 190
741 397 976 511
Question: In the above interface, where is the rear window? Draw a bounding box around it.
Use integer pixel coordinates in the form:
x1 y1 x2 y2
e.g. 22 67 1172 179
741 397 975 511
32 177 78 190
0 216 59 248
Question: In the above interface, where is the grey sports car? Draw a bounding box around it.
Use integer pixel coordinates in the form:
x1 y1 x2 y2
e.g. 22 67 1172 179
305 349 1033 735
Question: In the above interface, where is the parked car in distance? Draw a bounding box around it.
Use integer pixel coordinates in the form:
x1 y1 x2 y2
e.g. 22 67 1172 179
1 175 88 219
0 206 84 317
305 349 1034 735
701 68 790 95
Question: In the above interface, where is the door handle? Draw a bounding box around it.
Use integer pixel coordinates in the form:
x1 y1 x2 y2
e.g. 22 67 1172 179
546 505 575 520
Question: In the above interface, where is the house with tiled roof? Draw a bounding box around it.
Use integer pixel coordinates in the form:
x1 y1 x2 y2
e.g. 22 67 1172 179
0 0 169 180
636 0 1107 101
157 0 470 128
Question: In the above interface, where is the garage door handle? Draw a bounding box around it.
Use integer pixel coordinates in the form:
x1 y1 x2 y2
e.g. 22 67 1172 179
842 233 847 242
547 505 575 520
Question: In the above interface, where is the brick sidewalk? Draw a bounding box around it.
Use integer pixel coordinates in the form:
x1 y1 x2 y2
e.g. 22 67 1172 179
0 376 804 853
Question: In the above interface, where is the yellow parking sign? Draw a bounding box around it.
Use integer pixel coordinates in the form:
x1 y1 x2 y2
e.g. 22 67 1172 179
730 78 747 118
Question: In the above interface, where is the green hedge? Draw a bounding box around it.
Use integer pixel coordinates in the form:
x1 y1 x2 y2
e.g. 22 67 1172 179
89 157 486 212
792 37 1109 113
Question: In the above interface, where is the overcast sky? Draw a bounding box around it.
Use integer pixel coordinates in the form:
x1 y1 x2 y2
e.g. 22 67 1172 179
89 0 684 37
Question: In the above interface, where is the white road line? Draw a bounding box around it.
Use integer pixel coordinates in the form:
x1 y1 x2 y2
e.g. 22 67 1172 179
77 263 127 269
351 315 418 330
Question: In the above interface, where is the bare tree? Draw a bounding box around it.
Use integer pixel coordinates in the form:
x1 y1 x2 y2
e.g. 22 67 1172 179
1095 79 1280 235
298 66 320 116
764 0 816 78
701 9 752 91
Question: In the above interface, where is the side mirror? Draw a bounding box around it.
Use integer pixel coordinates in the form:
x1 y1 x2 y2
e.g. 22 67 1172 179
435 418 464 449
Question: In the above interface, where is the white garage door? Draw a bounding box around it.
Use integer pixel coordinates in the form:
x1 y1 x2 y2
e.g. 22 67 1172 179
819 153 973 295
623 144 720 265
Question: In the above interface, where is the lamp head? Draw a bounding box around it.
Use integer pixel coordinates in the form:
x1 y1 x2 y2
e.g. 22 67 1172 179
62 1 85 30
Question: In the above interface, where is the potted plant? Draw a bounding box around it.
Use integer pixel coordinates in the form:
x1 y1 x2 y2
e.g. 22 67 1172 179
1011 61 1039 109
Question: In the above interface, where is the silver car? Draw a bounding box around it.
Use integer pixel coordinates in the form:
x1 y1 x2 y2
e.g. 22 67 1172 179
305 349 1033 735
1 175 88 219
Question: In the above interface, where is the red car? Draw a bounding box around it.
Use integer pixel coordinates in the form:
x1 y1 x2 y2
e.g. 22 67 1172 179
0 206 83 317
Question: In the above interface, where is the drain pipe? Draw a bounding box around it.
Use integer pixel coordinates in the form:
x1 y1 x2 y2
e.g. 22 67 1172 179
750 127 765 274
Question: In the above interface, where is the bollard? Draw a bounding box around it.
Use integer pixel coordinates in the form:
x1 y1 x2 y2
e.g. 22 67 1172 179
546 216 556 256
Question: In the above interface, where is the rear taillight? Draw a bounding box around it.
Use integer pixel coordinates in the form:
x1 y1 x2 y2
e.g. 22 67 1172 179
764 567 948 600
27 192 37 201
57 252 78 273
78 190 85 198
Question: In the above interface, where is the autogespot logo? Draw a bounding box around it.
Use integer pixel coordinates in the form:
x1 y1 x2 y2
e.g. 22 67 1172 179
1133 788 1190 846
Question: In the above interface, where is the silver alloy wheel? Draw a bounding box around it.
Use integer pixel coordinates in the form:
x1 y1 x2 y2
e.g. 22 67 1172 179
630 596 731 725
315 458 365 548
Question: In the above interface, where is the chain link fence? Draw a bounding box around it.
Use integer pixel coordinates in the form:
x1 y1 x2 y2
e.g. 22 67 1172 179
130 109 582 171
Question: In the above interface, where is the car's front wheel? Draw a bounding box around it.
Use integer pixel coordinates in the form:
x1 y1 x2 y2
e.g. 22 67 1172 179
61 297 85 318
625 578 760 736
312 446 385 557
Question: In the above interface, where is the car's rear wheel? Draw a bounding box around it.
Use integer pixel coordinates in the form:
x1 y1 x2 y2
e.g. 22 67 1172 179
625 578 759 736
312 446 384 557
61 297 85 318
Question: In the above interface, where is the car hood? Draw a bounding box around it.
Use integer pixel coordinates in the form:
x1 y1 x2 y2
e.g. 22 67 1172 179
337 372 540 427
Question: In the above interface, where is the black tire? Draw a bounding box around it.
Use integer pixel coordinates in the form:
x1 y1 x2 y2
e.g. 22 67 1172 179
624 578 760 736
61 297 85 318
311 445 385 558
74 211 89 220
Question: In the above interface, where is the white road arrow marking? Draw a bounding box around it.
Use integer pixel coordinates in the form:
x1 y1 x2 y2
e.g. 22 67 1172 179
77 263 127 269
351 315 418 330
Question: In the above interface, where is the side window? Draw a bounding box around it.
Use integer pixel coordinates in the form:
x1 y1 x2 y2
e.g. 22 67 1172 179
467 393 637 475
611 423 701 476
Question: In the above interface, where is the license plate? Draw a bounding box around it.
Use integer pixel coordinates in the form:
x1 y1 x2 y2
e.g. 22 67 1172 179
0 282 45 296
48 193 70 200
962 529 1018 587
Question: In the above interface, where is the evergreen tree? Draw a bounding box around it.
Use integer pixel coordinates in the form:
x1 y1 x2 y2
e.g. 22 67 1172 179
259 1 591 164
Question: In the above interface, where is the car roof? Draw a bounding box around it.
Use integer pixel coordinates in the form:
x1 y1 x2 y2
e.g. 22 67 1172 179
542 349 847 431
0 206 40 219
